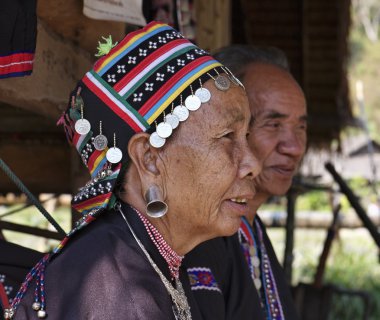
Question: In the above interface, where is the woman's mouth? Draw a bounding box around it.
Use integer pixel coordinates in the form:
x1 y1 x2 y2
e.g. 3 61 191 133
225 198 249 215
230 198 248 204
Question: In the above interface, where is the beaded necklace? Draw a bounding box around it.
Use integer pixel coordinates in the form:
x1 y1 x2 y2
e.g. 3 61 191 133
118 205 191 320
132 207 183 280
238 216 285 320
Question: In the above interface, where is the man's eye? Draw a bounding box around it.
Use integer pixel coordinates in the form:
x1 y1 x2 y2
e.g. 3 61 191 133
299 123 307 131
266 121 280 128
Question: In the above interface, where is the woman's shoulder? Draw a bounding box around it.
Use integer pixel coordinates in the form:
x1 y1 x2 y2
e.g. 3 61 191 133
48 211 127 265
14 211 176 319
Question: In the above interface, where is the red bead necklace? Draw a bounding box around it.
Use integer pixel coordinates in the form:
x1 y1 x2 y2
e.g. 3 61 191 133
133 208 183 280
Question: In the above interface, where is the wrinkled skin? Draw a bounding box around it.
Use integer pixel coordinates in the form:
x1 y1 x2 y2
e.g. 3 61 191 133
245 63 307 204
125 78 261 255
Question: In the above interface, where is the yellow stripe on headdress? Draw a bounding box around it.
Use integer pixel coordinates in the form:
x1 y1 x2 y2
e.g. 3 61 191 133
147 62 221 124
96 22 166 74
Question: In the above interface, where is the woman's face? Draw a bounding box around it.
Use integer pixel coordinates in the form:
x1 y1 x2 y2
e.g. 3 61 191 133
159 80 261 241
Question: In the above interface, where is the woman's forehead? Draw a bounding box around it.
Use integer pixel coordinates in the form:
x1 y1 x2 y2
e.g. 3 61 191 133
188 85 250 131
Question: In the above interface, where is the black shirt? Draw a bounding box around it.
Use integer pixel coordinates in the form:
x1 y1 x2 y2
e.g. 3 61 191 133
14 203 202 320
184 215 300 320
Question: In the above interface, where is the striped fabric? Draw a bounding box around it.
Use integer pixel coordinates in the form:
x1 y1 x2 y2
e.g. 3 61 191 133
0 52 34 78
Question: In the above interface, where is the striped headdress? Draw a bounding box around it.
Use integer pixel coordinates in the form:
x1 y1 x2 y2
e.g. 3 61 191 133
7 22 244 319
60 21 237 220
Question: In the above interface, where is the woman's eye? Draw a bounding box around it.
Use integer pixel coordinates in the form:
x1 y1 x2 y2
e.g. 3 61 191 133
222 131 234 139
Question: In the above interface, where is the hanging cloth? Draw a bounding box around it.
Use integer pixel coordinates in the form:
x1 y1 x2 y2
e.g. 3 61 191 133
0 0 37 79
83 0 147 26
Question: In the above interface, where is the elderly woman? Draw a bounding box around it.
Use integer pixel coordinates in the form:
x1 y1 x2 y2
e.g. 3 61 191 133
6 22 259 320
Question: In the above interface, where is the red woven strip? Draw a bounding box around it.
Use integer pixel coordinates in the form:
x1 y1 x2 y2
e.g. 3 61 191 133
0 61 33 75
0 52 34 65
82 75 143 133
113 38 189 92
0 282 10 309
140 55 213 116
72 192 112 211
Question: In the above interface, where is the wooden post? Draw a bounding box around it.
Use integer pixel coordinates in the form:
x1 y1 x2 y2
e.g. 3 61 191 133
325 162 380 248
283 189 297 284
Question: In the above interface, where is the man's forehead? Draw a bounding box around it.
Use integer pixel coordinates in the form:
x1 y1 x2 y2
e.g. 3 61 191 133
255 108 307 120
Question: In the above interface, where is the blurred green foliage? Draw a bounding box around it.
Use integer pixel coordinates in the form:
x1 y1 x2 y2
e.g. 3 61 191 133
269 228 380 320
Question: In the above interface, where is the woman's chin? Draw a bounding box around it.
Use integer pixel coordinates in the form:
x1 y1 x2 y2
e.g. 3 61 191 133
213 215 243 238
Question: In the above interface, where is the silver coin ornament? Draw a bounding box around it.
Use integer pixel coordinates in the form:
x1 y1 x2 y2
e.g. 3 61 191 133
165 113 179 129
215 75 231 91
106 147 123 164
185 95 201 111
149 132 166 148
253 266 261 278
252 256 260 267
254 278 262 290
195 87 211 103
156 122 173 138
173 104 189 121
93 134 108 151
75 119 91 135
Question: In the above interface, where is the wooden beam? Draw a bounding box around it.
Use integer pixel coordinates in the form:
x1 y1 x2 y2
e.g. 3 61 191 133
37 0 126 54
0 20 92 119
195 0 231 52
0 221 63 240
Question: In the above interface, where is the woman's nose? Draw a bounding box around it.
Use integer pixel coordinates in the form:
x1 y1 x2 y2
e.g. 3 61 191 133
238 140 262 180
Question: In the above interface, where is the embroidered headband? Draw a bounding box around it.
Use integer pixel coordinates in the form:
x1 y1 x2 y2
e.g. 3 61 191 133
59 21 243 220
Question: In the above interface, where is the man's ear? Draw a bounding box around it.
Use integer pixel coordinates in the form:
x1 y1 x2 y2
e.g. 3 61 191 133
127 132 165 199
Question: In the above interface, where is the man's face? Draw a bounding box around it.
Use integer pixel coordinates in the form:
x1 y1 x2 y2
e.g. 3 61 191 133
245 63 307 197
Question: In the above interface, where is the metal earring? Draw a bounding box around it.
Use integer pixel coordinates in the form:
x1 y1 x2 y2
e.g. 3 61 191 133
145 185 168 218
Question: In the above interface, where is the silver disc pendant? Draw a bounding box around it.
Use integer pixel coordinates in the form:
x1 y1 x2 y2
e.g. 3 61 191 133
156 122 173 138
149 132 166 148
215 75 231 91
75 119 91 135
195 88 211 103
254 278 262 290
93 134 108 151
185 95 201 111
106 147 123 164
173 105 189 121
165 113 179 129
252 256 260 267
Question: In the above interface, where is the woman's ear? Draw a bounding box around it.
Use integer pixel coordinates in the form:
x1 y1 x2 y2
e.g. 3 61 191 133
128 132 161 179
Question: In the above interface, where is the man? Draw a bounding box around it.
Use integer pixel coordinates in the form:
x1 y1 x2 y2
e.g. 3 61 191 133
184 45 307 319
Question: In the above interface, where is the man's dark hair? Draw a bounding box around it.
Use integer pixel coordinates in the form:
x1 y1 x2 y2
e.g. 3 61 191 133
213 45 290 79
